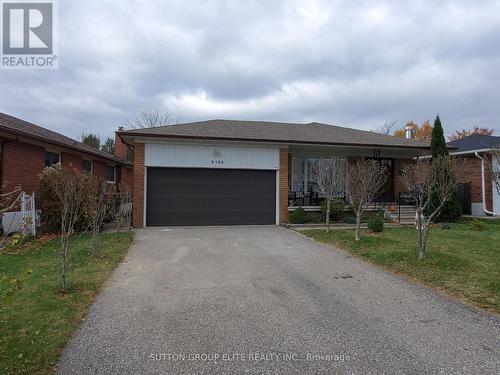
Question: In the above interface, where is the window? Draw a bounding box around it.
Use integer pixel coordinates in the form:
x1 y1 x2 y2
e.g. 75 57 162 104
44 151 59 167
291 157 346 194
306 157 320 192
82 159 93 174
291 158 305 192
106 165 116 182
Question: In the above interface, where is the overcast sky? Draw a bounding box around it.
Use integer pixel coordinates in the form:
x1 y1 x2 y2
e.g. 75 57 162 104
1 0 500 141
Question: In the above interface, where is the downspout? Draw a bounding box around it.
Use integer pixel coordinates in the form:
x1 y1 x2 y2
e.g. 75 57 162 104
474 152 496 216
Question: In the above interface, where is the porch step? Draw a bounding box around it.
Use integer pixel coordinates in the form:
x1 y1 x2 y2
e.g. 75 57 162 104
397 205 417 225
399 220 416 225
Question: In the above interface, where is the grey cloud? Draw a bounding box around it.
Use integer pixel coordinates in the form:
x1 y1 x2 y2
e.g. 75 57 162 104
1 0 499 141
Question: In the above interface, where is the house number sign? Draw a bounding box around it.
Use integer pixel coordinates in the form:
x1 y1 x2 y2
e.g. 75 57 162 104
211 149 224 165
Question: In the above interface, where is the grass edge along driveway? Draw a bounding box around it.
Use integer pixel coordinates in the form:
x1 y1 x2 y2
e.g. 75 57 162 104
0 232 134 375
301 220 500 314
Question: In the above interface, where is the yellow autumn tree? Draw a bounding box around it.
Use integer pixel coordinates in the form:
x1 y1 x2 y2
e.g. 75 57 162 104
448 126 494 141
394 121 433 141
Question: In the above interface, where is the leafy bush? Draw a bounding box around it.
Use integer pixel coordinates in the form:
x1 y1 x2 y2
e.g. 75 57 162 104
290 207 308 224
438 192 462 222
343 216 357 224
37 170 62 232
38 165 104 233
470 219 486 231
367 216 384 232
429 190 462 223
321 199 345 221
38 166 92 233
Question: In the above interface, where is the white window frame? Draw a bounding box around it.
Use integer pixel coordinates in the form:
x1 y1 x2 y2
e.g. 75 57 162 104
82 159 93 174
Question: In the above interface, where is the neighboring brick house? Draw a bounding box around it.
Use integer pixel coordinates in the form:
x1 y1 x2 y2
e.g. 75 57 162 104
0 112 133 200
447 135 500 216
117 119 431 228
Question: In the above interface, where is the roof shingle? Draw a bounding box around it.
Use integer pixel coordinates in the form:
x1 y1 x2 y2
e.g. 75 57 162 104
0 112 130 165
447 135 500 153
120 119 430 149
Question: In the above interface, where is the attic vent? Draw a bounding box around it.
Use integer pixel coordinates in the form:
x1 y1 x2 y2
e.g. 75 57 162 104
404 125 414 139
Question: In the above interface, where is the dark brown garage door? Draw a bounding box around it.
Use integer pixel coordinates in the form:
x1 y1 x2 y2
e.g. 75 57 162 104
146 168 276 226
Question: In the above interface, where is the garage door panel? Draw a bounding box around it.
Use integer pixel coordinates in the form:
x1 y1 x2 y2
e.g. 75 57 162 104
146 168 276 226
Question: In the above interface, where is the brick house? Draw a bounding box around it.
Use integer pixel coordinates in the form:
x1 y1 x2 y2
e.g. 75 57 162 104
117 119 431 228
0 112 133 200
447 135 500 216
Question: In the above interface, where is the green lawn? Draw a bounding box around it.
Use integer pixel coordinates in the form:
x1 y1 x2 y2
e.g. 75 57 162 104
302 220 500 314
0 232 134 375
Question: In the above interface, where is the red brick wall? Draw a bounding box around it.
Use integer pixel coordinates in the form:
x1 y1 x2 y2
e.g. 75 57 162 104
93 160 107 181
61 152 82 171
346 156 414 202
392 155 493 211
1 140 134 213
456 154 493 210
133 143 145 228
394 158 414 198
62 152 132 190
1 141 45 194
119 165 134 190
279 148 289 224
115 132 128 160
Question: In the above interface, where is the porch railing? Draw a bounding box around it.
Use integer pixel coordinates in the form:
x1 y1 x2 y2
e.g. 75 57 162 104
288 190 346 207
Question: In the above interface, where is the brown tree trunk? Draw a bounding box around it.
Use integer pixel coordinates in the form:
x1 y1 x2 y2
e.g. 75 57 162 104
326 199 331 232
420 224 430 259
355 213 361 241
61 235 69 291
417 210 426 259
92 226 98 257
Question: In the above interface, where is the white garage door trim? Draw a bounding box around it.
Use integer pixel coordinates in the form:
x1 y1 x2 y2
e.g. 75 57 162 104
145 143 279 170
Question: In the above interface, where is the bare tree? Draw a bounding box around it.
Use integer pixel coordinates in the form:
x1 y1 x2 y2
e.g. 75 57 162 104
0 186 23 251
110 185 132 234
401 156 463 259
346 158 388 241
39 165 93 290
308 158 347 232
83 179 109 257
374 121 397 135
0 186 22 214
125 105 174 129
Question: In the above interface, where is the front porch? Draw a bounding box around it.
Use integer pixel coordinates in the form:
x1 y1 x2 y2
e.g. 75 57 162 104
283 144 421 223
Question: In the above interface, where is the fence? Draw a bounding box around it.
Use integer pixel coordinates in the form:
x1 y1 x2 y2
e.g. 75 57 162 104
457 183 471 215
1 191 38 236
20 192 37 236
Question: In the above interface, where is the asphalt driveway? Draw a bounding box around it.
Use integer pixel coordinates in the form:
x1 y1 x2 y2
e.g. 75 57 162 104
58 226 500 374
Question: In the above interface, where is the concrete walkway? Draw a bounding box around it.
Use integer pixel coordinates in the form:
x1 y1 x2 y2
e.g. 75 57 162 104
58 226 500 374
